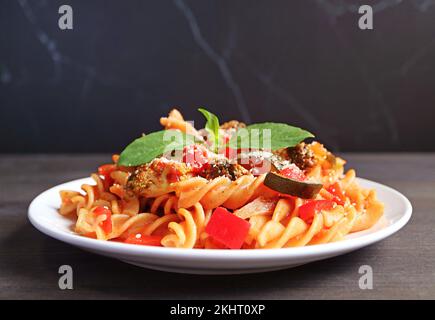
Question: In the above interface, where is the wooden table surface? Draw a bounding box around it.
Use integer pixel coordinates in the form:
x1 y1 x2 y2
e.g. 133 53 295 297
0 153 434 299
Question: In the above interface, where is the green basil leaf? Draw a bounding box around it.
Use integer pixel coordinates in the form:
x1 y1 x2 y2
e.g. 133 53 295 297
228 122 314 150
198 108 220 152
118 130 196 166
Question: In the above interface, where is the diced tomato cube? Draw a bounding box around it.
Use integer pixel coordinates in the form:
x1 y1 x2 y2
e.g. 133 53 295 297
166 167 181 183
298 200 335 223
327 182 346 206
280 165 306 181
205 207 250 249
98 164 116 176
93 206 112 234
182 145 209 174
98 164 116 189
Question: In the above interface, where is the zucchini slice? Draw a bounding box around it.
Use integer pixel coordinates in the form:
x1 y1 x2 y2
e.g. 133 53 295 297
264 172 323 199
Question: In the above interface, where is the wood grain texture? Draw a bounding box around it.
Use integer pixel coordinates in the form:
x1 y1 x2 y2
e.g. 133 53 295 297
0 153 434 299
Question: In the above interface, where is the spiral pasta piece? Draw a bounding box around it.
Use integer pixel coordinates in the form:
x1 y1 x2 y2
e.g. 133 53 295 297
160 109 199 136
258 200 362 248
173 174 266 210
149 194 179 215
161 206 200 248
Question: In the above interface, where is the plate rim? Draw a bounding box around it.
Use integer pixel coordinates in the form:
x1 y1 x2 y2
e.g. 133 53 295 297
28 177 412 262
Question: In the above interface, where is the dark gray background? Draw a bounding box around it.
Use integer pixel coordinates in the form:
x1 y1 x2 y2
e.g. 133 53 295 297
1 0 435 153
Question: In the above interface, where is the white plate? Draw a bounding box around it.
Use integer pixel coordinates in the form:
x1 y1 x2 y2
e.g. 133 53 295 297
28 177 412 274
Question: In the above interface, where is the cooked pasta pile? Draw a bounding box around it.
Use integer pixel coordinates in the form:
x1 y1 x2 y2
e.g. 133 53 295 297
59 109 384 249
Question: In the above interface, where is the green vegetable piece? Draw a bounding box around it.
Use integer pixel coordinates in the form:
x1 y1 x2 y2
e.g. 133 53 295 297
198 108 220 153
228 122 314 151
264 172 323 199
118 130 196 166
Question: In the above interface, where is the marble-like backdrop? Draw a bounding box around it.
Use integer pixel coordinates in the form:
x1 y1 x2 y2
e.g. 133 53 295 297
1 0 435 152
